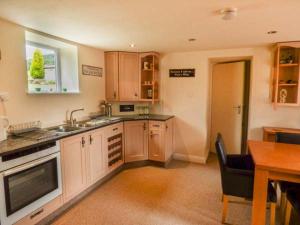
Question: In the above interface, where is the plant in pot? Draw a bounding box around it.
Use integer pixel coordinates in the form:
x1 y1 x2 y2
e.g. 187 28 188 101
29 49 45 92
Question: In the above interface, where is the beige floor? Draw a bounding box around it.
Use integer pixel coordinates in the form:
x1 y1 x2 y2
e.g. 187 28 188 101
52 154 290 225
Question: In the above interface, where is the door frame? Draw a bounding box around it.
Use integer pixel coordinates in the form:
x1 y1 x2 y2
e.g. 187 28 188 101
208 57 252 154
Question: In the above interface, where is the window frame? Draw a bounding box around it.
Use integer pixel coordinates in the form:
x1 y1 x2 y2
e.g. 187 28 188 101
26 40 62 93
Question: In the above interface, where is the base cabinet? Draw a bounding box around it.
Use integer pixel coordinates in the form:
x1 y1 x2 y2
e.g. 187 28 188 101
124 121 148 162
61 133 87 203
148 119 174 162
61 127 110 203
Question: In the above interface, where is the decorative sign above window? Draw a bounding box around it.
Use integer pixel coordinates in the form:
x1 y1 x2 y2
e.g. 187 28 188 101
82 65 103 77
169 69 195 77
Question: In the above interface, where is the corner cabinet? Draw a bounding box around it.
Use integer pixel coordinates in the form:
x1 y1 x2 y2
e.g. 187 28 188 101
104 51 160 103
272 42 300 107
148 119 174 162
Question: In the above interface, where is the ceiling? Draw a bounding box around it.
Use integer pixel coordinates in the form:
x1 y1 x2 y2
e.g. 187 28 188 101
0 0 300 53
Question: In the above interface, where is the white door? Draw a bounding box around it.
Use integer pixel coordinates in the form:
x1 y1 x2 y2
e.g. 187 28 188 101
210 61 245 154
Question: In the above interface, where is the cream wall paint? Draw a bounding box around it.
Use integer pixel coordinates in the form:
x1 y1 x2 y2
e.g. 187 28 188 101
155 47 300 162
0 19 105 127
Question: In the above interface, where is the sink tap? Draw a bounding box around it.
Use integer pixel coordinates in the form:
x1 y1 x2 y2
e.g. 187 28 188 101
69 108 84 126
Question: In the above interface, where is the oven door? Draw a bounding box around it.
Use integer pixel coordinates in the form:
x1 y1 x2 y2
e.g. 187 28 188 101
0 152 62 225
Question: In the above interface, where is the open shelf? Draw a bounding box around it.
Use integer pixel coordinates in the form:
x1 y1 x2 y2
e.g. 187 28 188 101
139 52 159 103
272 43 300 107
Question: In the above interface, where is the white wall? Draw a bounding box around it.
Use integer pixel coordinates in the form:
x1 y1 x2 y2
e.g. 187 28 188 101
0 19 105 127
155 47 300 162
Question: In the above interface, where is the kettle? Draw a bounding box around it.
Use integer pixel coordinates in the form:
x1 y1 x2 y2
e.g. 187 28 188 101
0 116 9 142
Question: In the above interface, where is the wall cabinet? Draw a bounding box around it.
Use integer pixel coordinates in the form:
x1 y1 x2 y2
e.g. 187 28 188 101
272 42 300 107
105 52 119 101
124 120 148 162
105 51 159 102
148 119 174 162
105 51 139 101
119 52 139 101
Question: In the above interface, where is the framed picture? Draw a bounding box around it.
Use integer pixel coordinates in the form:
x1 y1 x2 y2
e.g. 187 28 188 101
82 65 103 77
169 69 195 77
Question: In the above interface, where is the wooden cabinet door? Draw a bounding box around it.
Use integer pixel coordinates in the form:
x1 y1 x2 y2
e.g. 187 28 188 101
165 119 174 161
124 121 148 162
60 134 87 203
149 122 165 162
86 128 106 185
105 52 119 101
119 52 139 101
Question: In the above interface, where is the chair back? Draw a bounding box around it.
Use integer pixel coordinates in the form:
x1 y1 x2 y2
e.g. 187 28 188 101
215 133 227 167
276 132 300 145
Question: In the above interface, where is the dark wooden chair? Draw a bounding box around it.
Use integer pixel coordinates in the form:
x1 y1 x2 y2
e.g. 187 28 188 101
275 132 300 224
285 187 300 225
215 133 277 224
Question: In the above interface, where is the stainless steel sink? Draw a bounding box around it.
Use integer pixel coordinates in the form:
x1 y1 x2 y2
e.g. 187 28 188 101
49 125 82 133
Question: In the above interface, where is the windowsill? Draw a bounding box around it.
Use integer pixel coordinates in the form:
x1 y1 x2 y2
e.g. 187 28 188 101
26 91 81 95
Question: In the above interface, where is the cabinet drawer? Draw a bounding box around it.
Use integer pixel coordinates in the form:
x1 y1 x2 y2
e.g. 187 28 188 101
14 195 62 225
107 122 123 136
149 121 164 130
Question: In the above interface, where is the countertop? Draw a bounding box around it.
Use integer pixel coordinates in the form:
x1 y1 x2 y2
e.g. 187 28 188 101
0 114 174 156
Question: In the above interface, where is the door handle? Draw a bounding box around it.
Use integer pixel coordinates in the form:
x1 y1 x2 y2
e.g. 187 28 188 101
233 105 242 114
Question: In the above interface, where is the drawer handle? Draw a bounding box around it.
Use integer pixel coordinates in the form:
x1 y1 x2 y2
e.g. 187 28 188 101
82 137 86 148
113 128 118 131
30 208 44 219
153 125 160 128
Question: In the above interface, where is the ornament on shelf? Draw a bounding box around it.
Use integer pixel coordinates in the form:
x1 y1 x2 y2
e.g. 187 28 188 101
279 89 288 103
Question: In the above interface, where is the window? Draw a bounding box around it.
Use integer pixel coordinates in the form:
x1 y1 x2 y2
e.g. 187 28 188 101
25 31 79 94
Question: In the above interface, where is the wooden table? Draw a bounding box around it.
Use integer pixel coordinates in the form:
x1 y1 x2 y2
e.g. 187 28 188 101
248 140 300 225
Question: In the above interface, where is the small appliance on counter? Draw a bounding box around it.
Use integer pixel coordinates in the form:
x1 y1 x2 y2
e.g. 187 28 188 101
0 116 9 142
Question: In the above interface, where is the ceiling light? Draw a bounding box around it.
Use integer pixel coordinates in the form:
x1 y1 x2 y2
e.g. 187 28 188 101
220 7 238 20
267 31 278 34
129 43 135 48
188 38 196 42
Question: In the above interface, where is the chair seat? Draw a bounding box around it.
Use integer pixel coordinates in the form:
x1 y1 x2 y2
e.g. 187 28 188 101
286 188 300 213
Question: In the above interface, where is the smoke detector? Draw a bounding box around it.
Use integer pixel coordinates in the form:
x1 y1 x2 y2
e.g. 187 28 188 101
220 7 238 20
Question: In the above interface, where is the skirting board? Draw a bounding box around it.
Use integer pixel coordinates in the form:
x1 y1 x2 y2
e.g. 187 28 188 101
173 153 207 164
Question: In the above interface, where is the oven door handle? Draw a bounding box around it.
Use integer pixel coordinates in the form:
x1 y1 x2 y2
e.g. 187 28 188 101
3 153 59 177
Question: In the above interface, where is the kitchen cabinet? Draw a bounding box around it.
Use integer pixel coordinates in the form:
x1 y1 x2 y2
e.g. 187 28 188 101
124 121 148 162
105 51 139 102
60 133 87 203
148 119 174 162
105 52 119 101
118 52 139 101
61 127 108 203
86 128 107 185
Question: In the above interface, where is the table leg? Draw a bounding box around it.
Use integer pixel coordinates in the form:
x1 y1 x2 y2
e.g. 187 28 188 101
252 168 269 225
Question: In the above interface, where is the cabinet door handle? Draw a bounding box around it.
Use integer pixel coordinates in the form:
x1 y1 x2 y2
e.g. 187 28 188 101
30 208 44 219
143 123 146 130
82 137 86 148
113 128 118 131
166 125 168 130
113 91 117 99
134 93 138 97
89 135 93 144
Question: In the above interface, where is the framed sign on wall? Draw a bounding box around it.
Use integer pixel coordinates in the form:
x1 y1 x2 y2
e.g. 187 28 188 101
169 69 195 77
82 65 103 77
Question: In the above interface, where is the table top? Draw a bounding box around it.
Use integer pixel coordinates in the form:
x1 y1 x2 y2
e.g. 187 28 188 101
248 140 300 174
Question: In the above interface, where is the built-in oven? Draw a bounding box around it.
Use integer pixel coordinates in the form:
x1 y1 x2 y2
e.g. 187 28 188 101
0 141 62 225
